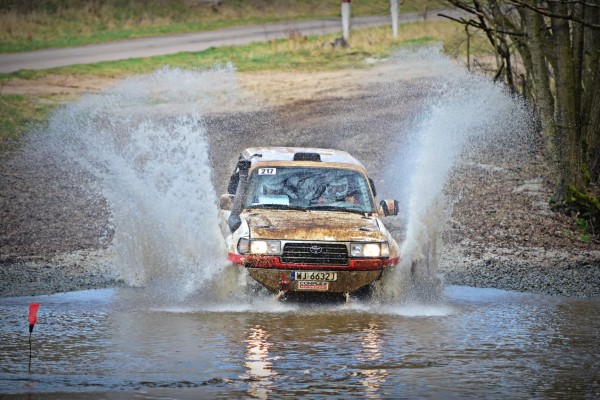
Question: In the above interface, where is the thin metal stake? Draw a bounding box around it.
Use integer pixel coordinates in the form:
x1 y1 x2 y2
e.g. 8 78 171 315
28 332 32 373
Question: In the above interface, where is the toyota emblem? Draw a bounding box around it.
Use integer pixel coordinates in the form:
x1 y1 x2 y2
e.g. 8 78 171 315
309 245 323 255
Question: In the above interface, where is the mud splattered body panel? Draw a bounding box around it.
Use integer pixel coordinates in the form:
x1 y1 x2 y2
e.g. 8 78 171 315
220 147 400 294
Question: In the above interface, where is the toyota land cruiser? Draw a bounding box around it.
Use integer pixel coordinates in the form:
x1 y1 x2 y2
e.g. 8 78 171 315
219 147 400 297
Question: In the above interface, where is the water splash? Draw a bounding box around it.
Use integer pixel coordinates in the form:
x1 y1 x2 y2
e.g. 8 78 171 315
39 65 249 301
380 47 533 300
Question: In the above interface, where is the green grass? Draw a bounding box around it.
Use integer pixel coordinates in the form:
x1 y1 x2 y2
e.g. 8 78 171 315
0 94 48 134
580 234 592 243
576 217 595 243
0 94 53 151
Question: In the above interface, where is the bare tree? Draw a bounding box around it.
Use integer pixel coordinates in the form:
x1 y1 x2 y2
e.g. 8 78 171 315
441 0 600 228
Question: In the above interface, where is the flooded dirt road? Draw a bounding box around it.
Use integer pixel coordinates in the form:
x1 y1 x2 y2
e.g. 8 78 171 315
1 285 599 398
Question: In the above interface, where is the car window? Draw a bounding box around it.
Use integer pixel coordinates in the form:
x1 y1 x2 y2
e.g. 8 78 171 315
243 167 375 212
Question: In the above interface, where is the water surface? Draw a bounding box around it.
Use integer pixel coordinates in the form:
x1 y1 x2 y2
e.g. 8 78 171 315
1 286 598 399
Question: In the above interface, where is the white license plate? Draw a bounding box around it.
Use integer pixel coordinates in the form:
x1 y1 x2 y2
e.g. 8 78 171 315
293 271 338 281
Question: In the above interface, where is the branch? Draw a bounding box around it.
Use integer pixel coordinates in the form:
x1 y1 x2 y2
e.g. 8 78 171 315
508 0 600 29
445 0 486 18
437 13 527 36
545 0 600 9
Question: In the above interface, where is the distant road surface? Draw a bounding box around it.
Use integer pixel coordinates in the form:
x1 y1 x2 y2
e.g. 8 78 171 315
0 10 464 73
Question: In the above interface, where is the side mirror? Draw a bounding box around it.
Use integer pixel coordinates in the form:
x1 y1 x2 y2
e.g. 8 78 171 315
379 199 399 216
220 194 235 211
228 213 242 232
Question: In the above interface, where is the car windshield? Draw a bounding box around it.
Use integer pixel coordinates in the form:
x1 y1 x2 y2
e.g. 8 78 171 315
243 166 375 213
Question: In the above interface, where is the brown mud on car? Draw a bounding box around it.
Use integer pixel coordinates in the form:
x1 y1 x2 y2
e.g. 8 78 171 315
219 147 401 298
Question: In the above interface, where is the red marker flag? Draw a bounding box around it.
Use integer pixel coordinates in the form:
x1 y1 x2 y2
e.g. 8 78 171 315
28 303 39 333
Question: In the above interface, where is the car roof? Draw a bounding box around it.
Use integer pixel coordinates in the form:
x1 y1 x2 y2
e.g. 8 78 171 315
240 147 366 169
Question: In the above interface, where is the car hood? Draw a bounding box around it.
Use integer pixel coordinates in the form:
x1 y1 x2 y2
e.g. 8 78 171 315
243 209 386 241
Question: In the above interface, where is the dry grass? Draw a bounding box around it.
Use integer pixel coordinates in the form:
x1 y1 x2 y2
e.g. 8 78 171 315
264 19 476 68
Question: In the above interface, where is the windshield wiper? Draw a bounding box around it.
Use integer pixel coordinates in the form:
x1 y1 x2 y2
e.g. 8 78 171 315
249 204 307 211
306 204 367 215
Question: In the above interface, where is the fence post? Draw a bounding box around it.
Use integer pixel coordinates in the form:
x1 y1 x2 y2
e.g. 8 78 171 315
342 0 351 40
390 0 399 38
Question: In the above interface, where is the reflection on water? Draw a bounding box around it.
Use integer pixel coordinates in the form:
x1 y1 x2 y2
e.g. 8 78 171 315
243 326 276 399
357 322 387 399
0 286 599 399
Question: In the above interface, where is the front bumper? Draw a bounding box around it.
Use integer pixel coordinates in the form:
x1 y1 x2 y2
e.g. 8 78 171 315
248 267 383 294
228 253 398 293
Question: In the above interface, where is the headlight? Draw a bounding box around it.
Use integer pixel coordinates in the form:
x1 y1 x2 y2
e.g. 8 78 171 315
350 242 390 258
238 238 281 255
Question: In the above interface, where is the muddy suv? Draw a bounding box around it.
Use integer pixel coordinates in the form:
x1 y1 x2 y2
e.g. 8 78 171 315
219 147 400 296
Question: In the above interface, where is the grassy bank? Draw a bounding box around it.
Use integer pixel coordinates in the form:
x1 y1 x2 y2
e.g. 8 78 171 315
0 0 447 53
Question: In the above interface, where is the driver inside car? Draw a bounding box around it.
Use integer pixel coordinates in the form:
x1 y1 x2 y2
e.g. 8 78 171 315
315 177 359 204
261 180 283 195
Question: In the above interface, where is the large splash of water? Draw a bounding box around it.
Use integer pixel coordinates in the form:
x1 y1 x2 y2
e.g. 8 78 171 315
380 47 533 300
40 66 247 301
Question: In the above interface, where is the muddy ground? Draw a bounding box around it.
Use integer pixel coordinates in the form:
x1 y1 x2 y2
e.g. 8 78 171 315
1 59 599 299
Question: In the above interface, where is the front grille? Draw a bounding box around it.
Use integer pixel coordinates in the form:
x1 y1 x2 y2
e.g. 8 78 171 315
281 242 349 265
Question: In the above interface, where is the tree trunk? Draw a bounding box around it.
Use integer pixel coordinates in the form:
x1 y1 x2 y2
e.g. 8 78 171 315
587 50 600 185
549 0 582 200
521 5 556 163
583 1 600 185
571 1 585 125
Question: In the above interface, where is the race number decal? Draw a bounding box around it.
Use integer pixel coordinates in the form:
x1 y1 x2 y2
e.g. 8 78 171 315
258 168 277 175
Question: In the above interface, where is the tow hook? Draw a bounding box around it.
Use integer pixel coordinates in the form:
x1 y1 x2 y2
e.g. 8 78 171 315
279 272 290 292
